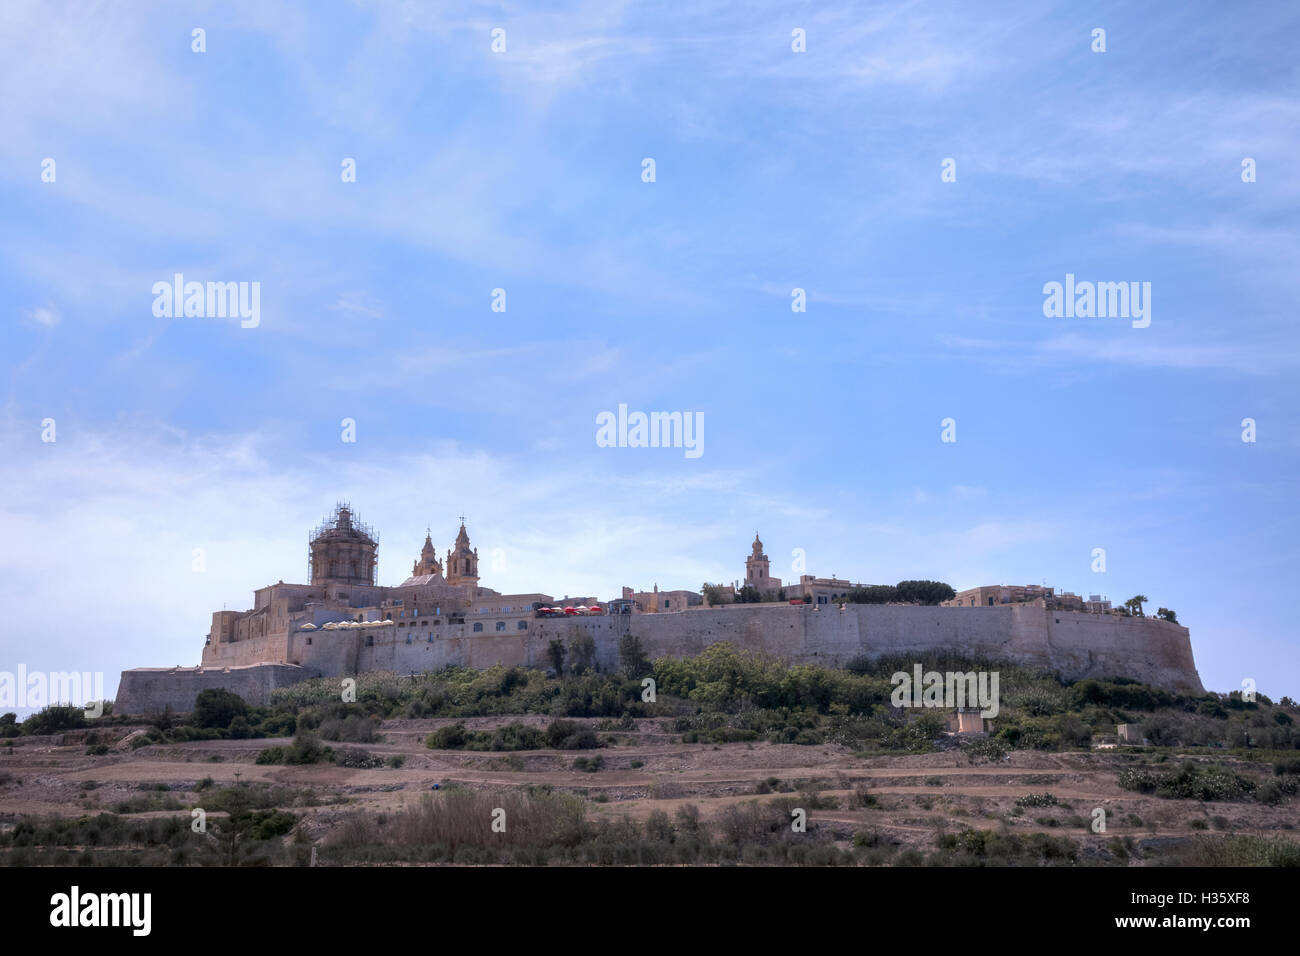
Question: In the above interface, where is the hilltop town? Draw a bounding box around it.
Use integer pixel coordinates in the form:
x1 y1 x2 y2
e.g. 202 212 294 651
113 503 1204 714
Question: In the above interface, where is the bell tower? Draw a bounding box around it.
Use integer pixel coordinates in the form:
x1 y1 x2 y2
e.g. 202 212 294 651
445 519 479 588
743 532 781 595
412 529 442 577
746 532 770 586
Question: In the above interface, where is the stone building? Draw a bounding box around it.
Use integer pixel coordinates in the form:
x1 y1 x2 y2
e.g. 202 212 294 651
941 584 1101 612
202 504 550 663
622 584 703 613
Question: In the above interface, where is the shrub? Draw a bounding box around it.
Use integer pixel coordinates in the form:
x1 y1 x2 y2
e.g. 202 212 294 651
258 733 331 765
286 734 331 765
1015 792 1059 808
1118 762 1255 801
335 747 384 769
192 689 248 730
318 714 382 743
255 745 286 765
22 705 86 736
426 724 468 750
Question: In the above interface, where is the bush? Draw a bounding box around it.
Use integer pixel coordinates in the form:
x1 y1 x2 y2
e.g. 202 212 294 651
1016 792 1059 808
255 746 286 765
257 733 331 765
1119 762 1255 802
335 747 384 769
425 723 468 750
192 689 248 730
317 713 382 743
22 705 86 736
546 720 601 750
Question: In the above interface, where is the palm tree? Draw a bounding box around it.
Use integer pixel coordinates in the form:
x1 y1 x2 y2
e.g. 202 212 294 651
1123 595 1149 617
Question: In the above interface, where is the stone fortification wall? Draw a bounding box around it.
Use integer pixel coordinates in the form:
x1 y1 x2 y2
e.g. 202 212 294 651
116 603 1203 712
114 663 310 714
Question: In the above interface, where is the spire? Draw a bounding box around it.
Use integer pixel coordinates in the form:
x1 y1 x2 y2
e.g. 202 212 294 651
411 526 442 577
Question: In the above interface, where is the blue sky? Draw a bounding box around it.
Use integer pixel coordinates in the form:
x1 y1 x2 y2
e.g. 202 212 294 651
2 0 1298 704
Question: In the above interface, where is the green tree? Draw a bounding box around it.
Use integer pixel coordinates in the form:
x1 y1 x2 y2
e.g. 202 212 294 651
618 633 650 678
568 632 597 675
1123 595 1149 618
843 585 898 604
546 639 567 676
1156 607 1178 623
22 705 86 735
895 580 957 605
736 585 763 603
193 688 248 729
702 583 732 606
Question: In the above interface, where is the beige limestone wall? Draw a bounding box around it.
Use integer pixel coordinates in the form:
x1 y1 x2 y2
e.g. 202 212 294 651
119 603 1204 712
114 663 310 713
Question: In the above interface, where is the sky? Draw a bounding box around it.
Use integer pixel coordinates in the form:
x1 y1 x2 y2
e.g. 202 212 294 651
2 0 1298 706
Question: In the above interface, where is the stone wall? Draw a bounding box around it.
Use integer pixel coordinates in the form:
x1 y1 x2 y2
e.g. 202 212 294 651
116 603 1204 712
114 663 311 714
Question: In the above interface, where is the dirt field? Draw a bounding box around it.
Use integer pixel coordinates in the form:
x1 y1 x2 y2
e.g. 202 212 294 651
2 716 1297 860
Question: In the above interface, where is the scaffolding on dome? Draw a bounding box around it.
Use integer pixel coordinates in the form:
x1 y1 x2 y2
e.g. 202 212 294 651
307 501 379 585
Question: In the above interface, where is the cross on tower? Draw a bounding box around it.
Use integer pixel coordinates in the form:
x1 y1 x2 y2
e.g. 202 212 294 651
458 514 466 524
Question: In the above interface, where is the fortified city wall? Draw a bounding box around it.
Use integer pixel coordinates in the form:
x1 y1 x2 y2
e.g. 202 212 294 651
114 602 1203 713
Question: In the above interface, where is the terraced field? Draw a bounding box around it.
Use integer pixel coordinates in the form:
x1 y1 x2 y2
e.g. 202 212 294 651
2 716 1296 864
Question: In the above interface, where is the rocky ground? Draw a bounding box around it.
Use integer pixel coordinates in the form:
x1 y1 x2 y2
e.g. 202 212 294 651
2 717 1296 862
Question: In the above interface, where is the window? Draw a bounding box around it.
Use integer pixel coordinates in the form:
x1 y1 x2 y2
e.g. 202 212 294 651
473 622 483 633
517 621 527 630
406 635 412 644
427 634 433 642
305 637 312 645
366 635 374 646
987 597 994 606
496 621 506 632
